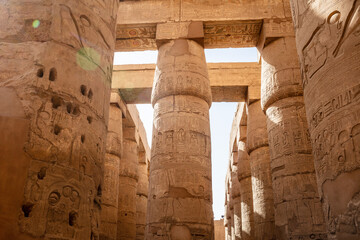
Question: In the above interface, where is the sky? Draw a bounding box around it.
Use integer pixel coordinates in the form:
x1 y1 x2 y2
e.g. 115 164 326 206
114 47 258 219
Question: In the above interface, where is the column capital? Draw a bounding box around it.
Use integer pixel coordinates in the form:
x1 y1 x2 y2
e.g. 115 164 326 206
156 21 204 48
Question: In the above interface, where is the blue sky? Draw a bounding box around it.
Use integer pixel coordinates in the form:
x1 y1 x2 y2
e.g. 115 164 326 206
114 47 258 219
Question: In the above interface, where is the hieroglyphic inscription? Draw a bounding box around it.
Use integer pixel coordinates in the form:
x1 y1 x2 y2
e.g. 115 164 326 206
299 1 360 87
204 20 262 48
115 24 157 51
311 83 360 129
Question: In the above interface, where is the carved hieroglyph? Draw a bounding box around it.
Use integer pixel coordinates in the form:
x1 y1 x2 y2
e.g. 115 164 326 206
290 1 360 239
118 123 139 240
0 1 118 239
101 104 123 240
147 39 214 239
247 101 276 240
260 37 327 239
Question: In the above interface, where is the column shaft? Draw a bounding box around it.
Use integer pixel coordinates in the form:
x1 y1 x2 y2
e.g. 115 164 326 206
136 151 148 240
238 137 255 240
231 165 242 240
147 39 213 239
0 1 118 239
118 126 138 240
101 104 123 240
290 1 360 238
260 37 327 239
247 101 275 239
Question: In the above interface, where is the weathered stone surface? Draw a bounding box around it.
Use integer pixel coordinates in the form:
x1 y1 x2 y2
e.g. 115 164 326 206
290 1 360 239
247 101 276 240
0 1 118 239
147 38 213 239
260 36 327 239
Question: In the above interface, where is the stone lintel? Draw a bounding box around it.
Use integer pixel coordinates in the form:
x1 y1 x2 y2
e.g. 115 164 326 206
156 21 204 47
112 62 261 103
117 0 289 25
257 17 295 51
115 20 263 51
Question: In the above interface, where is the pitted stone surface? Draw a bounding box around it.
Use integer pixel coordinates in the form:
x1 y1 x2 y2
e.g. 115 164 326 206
0 1 118 239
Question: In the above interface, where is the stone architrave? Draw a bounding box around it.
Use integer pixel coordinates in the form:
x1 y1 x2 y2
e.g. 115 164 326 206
290 1 360 239
146 22 214 239
117 122 139 240
0 1 118 239
136 151 149 240
247 101 275 239
260 36 327 239
101 99 124 240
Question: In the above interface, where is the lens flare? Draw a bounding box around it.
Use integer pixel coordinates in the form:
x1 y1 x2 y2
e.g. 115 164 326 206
76 47 101 71
32 20 40 28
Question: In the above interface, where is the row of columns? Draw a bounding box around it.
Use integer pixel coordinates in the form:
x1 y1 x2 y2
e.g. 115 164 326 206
224 1 360 237
0 1 358 240
101 94 150 240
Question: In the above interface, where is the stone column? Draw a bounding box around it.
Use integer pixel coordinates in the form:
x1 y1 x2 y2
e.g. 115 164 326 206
231 169 242 240
237 108 255 240
260 36 327 239
247 101 275 239
0 1 118 239
118 120 138 240
225 187 233 240
231 151 242 240
290 1 360 239
229 180 235 240
136 150 149 240
146 22 213 239
101 93 125 240
224 203 230 240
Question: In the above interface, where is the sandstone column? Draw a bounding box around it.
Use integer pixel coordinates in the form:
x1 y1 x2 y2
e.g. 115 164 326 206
0 1 118 239
260 36 327 239
225 187 232 240
247 101 275 239
101 93 125 240
136 150 149 240
237 104 255 240
290 1 360 239
231 151 242 240
146 22 213 239
118 118 138 239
